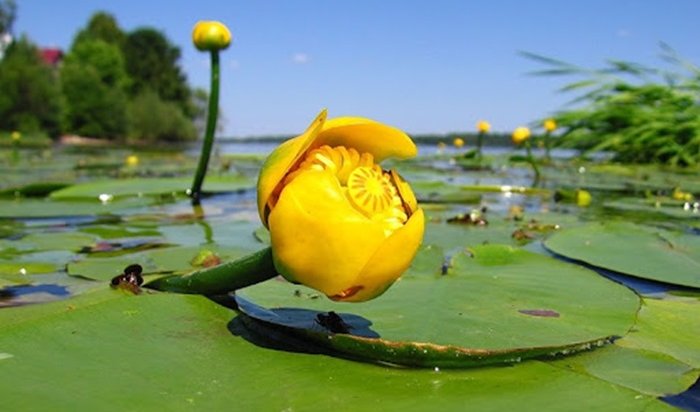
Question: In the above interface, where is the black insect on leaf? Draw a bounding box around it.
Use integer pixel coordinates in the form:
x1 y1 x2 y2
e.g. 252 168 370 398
110 264 144 294
316 311 352 334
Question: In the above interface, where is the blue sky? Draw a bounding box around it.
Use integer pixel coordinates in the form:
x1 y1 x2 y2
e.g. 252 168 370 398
13 0 700 137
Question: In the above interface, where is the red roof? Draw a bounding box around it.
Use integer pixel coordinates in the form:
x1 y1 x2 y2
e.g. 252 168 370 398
40 48 63 66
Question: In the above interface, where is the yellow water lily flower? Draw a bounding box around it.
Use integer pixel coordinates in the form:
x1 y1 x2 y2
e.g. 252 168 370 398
453 137 465 148
125 155 139 167
543 119 557 133
192 21 232 51
576 189 592 207
257 110 425 302
512 127 531 145
476 120 491 133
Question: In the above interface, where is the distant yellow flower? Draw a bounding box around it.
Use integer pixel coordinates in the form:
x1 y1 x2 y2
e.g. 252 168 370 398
512 127 531 145
672 187 694 202
476 120 491 133
437 141 447 150
125 155 139 167
10 131 20 141
258 110 424 302
543 119 557 133
192 21 232 51
453 137 465 148
576 189 592 207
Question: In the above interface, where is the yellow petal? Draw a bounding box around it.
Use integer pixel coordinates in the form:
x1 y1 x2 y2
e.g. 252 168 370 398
316 117 417 162
339 208 425 302
257 109 327 226
268 169 387 296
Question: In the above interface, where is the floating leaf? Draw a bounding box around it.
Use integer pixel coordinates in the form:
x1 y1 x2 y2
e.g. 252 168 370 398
50 175 254 200
0 198 153 218
237 244 640 368
0 289 671 411
68 245 251 281
604 197 700 220
550 345 699 397
545 221 700 288
616 297 700 368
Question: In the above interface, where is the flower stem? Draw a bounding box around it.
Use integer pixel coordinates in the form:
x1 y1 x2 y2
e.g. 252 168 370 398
525 140 541 184
145 247 278 295
544 131 552 162
190 50 221 205
477 132 484 161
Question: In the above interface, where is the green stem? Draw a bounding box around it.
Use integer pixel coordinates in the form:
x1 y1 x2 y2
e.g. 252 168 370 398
190 50 221 205
544 131 552 162
145 247 278 295
525 141 541 183
477 132 484 161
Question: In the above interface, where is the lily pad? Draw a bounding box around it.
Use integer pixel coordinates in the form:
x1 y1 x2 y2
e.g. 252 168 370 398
68 244 251 281
0 198 153 218
550 340 699 398
0 288 672 411
0 232 97 254
616 297 700 368
604 197 700 220
544 221 700 288
412 180 482 203
49 175 254 200
237 244 640 368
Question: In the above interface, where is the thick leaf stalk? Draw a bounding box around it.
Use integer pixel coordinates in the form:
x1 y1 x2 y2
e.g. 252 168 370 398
145 247 278 295
190 50 221 205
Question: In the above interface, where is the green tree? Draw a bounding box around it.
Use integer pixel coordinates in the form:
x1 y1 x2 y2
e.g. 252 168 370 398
73 11 125 49
0 35 63 136
60 39 129 138
127 90 196 143
123 28 191 114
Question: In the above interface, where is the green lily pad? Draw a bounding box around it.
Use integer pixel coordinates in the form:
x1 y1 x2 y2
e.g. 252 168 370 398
237 244 640 368
49 175 254 200
0 182 71 198
68 244 251 281
0 232 97 254
412 180 482 203
616 297 700 368
604 197 700 220
0 198 153 218
0 288 672 411
544 221 700 288
550 340 699 398
253 226 271 245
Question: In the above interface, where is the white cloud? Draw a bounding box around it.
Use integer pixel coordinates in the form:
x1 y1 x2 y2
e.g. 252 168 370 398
292 52 310 64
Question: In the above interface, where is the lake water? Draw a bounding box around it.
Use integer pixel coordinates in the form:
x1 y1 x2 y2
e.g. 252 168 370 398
207 140 583 159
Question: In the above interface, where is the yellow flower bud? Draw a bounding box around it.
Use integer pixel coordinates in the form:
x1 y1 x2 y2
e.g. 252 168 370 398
257 110 424 302
512 127 531 145
125 155 139 167
476 120 491 133
192 21 232 51
453 137 465 148
543 119 557 133
576 189 592 207
10 131 20 141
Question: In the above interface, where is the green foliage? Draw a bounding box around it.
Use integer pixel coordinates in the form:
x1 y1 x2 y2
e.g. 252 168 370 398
524 47 700 167
60 39 129 139
0 36 63 136
127 90 197 143
72 11 126 49
124 28 192 114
